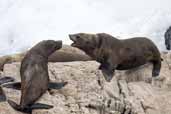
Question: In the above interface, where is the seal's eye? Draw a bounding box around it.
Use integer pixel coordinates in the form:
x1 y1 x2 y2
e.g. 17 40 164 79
76 36 80 39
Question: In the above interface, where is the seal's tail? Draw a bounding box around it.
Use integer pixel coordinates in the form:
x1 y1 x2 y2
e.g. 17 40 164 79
8 99 53 113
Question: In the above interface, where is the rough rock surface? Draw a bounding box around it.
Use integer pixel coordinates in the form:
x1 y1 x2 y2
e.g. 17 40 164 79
0 52 171 114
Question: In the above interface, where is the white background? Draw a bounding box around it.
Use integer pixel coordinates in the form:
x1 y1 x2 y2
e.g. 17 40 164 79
0 0 171 55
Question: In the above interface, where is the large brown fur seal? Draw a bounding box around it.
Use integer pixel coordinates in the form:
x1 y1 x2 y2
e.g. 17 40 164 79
69 33 162 82
7 40 62 113
0 45 92 71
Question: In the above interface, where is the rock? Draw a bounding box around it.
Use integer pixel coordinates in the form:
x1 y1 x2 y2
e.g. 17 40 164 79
0 52 171 114
164 26 171 50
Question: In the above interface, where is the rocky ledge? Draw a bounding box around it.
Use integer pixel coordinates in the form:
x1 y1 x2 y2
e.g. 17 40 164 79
0 52 171 114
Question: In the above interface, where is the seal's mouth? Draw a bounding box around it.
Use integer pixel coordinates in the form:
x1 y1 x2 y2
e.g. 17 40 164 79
69 34 77 47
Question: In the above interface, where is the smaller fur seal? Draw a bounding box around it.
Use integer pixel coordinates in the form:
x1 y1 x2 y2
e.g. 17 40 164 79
7 40 62 113
69 33 162 82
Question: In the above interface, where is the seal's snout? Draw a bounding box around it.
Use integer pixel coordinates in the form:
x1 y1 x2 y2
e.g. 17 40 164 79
69 34 76 41
69 34 77 47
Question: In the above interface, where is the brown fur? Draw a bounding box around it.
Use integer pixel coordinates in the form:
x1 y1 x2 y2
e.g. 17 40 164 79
69 33 162 82
8 40 62 113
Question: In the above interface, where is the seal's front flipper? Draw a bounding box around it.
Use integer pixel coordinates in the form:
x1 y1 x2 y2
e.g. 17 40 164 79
99 63 116 82
8 100 53 114
48 82 68 90
2 82 21 90
8 99 32 113
0 77 15 85
30 103 53 110
0 87 6 102
101 68 114 82
8 100 21 111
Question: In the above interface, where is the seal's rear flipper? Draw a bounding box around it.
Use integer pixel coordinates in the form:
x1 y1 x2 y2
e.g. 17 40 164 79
2 82 21 90
0 77 15 85
48 82 68 89
0 87 6 102
8 100 53 114
3 82 68 90
30 103 53 110
8 99 32 113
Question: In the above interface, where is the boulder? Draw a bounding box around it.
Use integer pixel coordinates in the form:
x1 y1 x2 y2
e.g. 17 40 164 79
0 52 170 114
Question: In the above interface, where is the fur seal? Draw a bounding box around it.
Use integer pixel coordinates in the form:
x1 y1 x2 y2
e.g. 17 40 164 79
0 87 6 102
69 33 162 82
164 26 171 50
7 40 62 113
0 45 92 71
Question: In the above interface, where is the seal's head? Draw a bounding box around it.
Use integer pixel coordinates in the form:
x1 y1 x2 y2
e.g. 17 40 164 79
32 40 62 57
69 33 115 82
69 33 100 55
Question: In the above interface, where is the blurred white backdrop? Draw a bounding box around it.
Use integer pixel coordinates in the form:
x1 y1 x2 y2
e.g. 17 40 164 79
0 0 171 55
